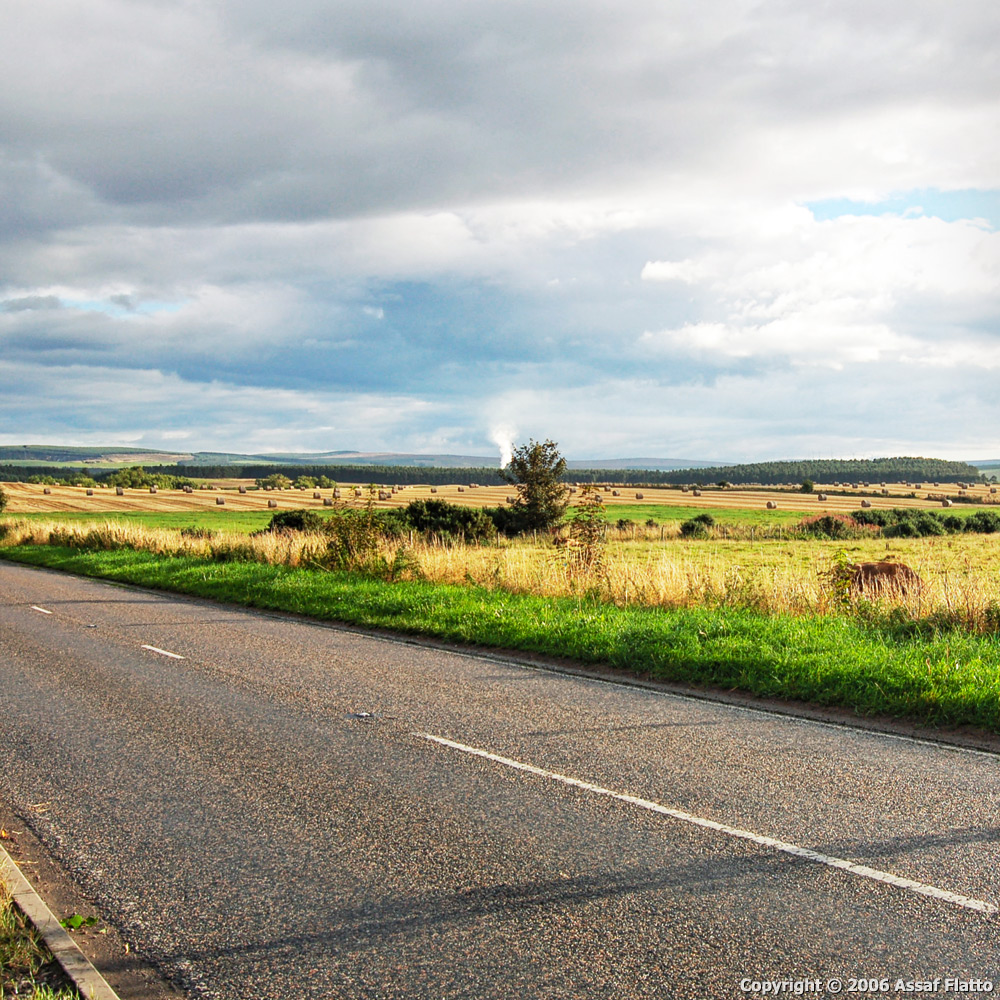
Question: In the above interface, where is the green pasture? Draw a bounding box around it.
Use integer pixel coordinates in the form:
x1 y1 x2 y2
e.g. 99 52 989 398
602 503 803 526
10 509 274 533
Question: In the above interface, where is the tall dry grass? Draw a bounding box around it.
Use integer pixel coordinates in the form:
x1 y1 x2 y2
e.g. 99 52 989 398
4 517 1000 629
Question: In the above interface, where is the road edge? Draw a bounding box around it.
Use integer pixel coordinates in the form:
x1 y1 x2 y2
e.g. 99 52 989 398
1 844 121 1000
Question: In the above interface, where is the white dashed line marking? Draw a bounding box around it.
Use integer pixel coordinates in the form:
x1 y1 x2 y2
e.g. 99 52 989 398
140 644 185 660
30 606 53 614
418 732 998 917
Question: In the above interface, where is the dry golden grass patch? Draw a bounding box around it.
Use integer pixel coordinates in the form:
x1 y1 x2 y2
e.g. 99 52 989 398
9 513 997 623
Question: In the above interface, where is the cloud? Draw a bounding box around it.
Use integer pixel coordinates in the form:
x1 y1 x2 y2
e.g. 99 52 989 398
1 0 998 459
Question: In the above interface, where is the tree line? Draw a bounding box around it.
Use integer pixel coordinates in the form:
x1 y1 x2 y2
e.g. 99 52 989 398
0 455 987 488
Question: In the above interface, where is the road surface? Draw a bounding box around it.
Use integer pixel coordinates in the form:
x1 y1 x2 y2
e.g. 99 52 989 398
1 560 998 999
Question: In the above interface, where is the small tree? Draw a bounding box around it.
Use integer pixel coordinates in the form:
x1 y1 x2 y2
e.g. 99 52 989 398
568 484 607 571
800 479 815 494
501 439 569 532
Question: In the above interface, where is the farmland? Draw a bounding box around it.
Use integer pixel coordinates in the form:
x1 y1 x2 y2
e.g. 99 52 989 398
3 477 995 518
4 475 1000 733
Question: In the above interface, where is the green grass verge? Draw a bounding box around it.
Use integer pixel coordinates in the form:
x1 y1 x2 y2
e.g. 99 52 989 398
0 881 80 999
3 544 1000 733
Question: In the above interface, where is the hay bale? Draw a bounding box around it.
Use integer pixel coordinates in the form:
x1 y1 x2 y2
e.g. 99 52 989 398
612 490 620 496
766 500 777 509
313 492 321 499
323 498 333 506
43 487 52 495
216 497 226 505
861 499 872 508
430 487 438 493
86 489 94 496
817 493 827 501
115 487 124 496
941 499 953 507
635 492 644 499
692 489 701 497
333 489 341 499
268 499 277 508
149 486 157 493
239 485 247 494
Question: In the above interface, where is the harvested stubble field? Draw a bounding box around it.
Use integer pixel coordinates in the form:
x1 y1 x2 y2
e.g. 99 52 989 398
3 479 994 518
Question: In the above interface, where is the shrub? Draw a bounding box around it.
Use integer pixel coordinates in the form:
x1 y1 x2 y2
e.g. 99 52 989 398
400 499 497 543
798 514 865 539
260 509 326 534
800 480 814 493
680 513 715 538
0 483 6 513
180 526 216 539
964 510 1000 534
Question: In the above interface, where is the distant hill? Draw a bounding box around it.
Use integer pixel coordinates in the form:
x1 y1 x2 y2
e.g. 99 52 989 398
0 445 716 472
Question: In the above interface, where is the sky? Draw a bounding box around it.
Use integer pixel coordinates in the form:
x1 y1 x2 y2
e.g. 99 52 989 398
1 0 998 464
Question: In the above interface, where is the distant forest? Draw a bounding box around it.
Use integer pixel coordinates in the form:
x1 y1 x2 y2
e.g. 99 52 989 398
0 457 986 486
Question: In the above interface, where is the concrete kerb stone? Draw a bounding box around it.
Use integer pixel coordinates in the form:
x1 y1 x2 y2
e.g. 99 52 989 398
0 844 121 1000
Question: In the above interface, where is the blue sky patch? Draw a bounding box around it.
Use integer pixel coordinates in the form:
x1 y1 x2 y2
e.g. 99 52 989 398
805 189 999 229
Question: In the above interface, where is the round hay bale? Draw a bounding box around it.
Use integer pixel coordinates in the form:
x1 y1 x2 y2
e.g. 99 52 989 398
239 485 247 494
268 499 277 508
817 493 827 501
43 487 52 495
216 497 226 505
635 492 644 500
941 499 953 507
861 499 872 508
766 500 777 510
313 492 321 499
116 487 124 496
86 489 94 496
323 498 333 506
692 489 701 497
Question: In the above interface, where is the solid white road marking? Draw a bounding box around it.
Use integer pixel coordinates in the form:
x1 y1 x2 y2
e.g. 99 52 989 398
30 606 53 614
140 644 184 660
418 732 999 917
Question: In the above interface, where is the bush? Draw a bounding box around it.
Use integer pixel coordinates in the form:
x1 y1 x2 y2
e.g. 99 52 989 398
260 509 327 534
483 505 534 537
964 510 1000 534
0 483 6 513
883 521 920 538
680 513 715 538
180 526 216 539
798 514 865 539
400 499 497 543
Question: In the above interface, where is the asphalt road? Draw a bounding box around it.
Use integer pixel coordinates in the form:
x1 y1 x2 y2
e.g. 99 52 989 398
1 560 998 999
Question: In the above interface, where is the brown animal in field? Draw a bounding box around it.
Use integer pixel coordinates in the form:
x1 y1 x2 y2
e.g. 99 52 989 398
850 561 922 597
